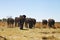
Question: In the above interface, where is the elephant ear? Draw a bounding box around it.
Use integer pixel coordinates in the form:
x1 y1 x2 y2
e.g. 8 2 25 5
23 15 26 18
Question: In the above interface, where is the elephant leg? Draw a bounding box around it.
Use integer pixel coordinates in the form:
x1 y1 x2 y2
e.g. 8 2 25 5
15 22 17 27
12 24 14 28
18 22 20 27
49 24 52 28
25 22 28 28
48 23 52 27
9 24 11 28
20 24 23 30
7 23 9 27
29 23 33 29
33 24 35 28
10 24 11 28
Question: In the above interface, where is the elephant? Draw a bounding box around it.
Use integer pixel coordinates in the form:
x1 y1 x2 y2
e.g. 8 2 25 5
31 18 36 28
2 18 7 22
42 19 47 28
7 17 14 28
15 17 20 27
19 15 26 30
25 18 36 29
48 19 55 28
42 19 47 25
0 19 2 22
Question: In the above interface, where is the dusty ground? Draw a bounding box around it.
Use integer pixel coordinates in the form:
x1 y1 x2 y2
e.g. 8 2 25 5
0 22 60 40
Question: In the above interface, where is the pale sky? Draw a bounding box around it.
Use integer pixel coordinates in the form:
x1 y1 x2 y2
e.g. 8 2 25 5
0 0 60 22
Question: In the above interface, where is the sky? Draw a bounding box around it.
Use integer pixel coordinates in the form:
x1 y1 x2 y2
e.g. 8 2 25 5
0 0 60 22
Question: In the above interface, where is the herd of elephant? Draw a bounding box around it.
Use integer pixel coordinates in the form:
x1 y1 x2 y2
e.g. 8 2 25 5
42 19 55 28
7 15 55 30
7 15 36 29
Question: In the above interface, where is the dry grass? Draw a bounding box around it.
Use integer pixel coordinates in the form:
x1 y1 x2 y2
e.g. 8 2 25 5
0 22 60 40
0 27 60 40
